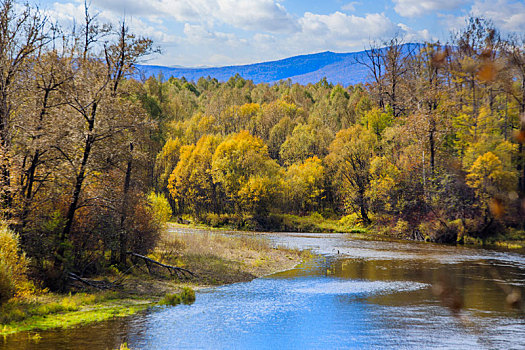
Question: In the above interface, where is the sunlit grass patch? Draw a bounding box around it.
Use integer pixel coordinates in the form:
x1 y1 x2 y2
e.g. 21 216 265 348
0 295 152 335
159 287 195 306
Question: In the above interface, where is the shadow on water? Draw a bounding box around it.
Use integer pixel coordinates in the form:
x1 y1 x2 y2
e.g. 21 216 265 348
1 316 146 350
2 233 524 350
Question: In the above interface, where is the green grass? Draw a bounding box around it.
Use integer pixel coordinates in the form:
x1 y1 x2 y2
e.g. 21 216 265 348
461 228 525 249
1 225 308 336
159 287 196 306
0 295 153 335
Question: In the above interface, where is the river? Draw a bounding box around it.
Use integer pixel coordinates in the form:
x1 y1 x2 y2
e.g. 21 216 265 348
2 231 524 349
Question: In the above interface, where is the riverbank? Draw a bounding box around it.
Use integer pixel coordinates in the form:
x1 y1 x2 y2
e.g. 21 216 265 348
188 212 368 234
0 226 308 336
183 212 525 249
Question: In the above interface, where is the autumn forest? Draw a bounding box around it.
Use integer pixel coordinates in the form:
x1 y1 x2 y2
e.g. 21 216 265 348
1 0 524 301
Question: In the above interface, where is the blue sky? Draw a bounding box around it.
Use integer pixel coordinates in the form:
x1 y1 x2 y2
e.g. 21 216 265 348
35 0 525 67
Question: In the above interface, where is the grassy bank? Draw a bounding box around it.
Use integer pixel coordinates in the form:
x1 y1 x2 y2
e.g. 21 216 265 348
0 293 152 335
153 224 307 286
183 212 525 249
186 212 367 234
0 227 307 336
460 228 525 249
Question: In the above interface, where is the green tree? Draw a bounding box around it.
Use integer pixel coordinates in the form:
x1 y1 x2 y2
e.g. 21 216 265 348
279 119 332 165
362 107 393 138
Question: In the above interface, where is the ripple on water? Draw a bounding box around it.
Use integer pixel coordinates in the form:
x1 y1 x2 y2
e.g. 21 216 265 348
2 230 523 350
294 280 429 295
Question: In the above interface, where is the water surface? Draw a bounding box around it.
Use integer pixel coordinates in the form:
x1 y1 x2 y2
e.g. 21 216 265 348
2 231 524 349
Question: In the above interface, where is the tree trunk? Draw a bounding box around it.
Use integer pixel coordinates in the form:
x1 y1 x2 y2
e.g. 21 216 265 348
119 142 133 267
57 103 97 267
358 187 370 224
429 119 436 176
0 91 12 213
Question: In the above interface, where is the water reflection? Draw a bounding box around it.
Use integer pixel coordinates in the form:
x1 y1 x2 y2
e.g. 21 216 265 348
2 233 524 350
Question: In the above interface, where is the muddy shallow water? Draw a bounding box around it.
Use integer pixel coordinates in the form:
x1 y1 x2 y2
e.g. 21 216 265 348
3 231 524 349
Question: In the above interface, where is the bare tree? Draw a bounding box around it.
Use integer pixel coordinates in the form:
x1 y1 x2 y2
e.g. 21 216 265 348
356 40 386 110
0 0 47 211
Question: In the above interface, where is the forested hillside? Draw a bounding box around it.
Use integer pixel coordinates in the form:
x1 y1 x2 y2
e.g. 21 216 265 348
150 20 525 244
135 50 370 85
135 44 423 86
0 0 524 299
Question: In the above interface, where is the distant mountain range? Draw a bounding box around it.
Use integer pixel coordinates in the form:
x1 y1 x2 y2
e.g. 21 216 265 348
136 44 420 86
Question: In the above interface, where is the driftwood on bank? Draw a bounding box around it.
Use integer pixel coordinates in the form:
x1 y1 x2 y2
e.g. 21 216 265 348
127 252 196 279
68 253 196 290
68 272 115 290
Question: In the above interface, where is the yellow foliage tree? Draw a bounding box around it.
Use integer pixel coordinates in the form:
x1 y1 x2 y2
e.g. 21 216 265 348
168 135 222 217
212 131 281 214
326 125 378 223
367 156 400 213
0 222 30 304
466 152 517 215
284 156 325 213
155 137 182 193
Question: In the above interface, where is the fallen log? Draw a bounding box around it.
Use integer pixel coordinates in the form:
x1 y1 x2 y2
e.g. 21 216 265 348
68 272 115 290
127 252 196 279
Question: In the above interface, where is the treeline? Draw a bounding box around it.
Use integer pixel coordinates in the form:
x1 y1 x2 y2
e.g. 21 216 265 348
150 18 525 242
0 0 168 295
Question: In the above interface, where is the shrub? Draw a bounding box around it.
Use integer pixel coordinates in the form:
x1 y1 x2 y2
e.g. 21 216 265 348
339 213 360 228
309 212 323 222
159 292 182 306
392 219 410 237
419 219 460 244
0 222 30 305
148 192 173 225
179 287 196 304
204 213 232 227
160 287 195 306
127 201 162 255
418 221 436 240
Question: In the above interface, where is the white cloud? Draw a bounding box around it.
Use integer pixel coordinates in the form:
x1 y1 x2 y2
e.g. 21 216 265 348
294 11 399 50
216 0 298 33
47 2 86 24
393 0 467 18
398 23 434 42
341 2 360 12
437 13 468 32
160 10 405 67
437 0 525 35
88 0 297 33
90 0 160 18
90 0 211 23
43 1 446 67
45 2 178 46
471 0 525 32
183 23 240 46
